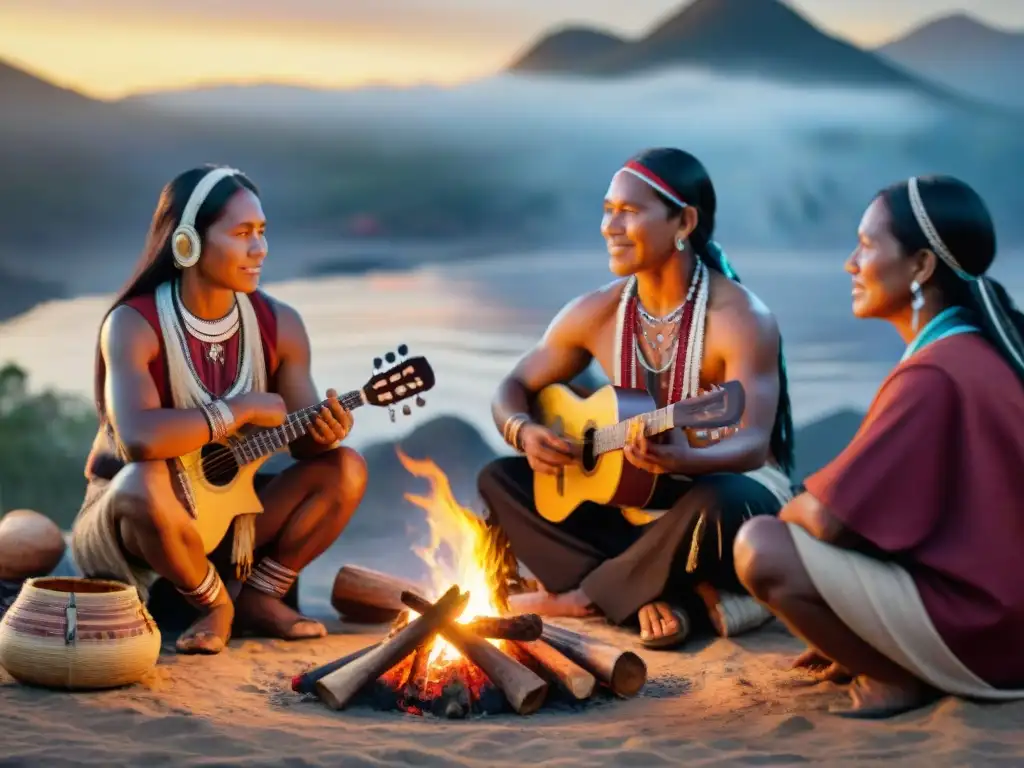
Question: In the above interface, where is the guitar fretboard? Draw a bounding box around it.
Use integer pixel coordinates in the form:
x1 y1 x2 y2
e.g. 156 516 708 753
593 405 675 456
231 389 364 465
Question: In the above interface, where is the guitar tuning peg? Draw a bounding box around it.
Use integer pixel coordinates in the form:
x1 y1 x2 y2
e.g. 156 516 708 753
402 404 412 416
415 395 426 407
397 343 408 357
373 357 383 371
385 351 396 364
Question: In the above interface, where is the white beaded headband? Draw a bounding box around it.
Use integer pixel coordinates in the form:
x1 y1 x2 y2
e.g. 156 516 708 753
907 176 974 281
617 160 688 209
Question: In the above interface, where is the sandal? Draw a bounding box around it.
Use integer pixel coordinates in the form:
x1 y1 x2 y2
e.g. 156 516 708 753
639 604 691 649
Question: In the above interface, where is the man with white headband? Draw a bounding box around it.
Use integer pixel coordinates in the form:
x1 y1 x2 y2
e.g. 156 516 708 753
735 174 1024 718
478 147 795 649
70 165 368 654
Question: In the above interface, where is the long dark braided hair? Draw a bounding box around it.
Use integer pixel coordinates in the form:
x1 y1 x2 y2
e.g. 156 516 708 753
626 147 796 477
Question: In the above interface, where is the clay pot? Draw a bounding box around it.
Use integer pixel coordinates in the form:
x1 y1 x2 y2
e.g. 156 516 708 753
0 577 161 690
0 509 66 581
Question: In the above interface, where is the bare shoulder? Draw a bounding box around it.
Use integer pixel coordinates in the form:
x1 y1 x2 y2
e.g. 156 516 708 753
258 293 307 350
706 271 780 351
101 304 160 363
543 279 625 345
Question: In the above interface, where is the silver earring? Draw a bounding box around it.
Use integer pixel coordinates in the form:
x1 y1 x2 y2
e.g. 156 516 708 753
910 280 924 332
675 236 685 251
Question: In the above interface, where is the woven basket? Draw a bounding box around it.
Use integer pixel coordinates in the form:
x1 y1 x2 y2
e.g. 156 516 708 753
0 577 161 690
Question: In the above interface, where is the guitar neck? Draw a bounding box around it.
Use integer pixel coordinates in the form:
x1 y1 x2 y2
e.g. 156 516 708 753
231 389 364 465
593 405 675 457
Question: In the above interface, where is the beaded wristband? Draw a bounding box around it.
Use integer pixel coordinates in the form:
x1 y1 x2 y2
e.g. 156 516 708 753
200 399 235 442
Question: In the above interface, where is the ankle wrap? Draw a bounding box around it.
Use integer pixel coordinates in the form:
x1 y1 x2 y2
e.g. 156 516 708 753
245 557 297 598
176 561 223 609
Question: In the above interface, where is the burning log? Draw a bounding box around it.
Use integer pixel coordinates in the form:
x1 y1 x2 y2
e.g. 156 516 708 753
540 624 647 698
291 610 410 694
316 585 468 710
401 591 549 715
331 564 425 623
401 642 432 703
513 639 596 700
463 613 542 641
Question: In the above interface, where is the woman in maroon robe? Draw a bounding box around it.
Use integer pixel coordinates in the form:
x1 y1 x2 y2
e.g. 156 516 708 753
733 175 1024 718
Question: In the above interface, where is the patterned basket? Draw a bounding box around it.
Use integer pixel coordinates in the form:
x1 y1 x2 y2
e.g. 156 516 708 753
0 577 161 690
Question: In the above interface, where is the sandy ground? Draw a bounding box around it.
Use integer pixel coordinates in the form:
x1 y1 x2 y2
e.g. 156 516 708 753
3 614 1024 767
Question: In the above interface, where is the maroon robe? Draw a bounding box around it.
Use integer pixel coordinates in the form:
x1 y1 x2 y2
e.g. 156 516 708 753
804 333 1024 688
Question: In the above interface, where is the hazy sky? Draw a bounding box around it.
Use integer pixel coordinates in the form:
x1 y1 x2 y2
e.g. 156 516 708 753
2 0 1021 99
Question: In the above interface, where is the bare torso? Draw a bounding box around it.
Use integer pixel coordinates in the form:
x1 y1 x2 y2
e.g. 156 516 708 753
562 270 780 454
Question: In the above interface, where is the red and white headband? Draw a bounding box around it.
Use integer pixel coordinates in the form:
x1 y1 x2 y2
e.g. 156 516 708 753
617 160 687 208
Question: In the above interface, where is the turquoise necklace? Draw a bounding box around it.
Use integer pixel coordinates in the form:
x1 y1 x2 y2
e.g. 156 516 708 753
901 305 980 362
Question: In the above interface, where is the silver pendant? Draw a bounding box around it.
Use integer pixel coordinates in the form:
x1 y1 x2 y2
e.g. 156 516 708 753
656 333 664 343
208 342 225 365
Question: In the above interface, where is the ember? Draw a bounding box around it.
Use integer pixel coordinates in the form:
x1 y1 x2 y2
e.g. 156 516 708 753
296 454 648 717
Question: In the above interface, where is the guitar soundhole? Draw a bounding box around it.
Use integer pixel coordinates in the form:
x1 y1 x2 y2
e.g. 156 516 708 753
581 427 598 472
200 444 239 487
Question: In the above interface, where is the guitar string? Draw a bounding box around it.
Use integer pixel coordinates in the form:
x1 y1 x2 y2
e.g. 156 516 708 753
193 391 364 478
589 384 727 456
193 371 428 478
194 368 428 478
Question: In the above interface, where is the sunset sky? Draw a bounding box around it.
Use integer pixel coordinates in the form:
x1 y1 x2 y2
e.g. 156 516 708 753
2 0 1022 99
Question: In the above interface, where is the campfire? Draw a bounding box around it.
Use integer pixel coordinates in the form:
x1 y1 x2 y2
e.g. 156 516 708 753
292 452 648 718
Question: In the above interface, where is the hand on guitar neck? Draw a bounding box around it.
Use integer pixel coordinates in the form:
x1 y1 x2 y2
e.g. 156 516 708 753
228 389 353 446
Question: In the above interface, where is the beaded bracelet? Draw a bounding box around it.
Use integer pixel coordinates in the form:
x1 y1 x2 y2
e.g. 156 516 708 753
502 413 530 452
200 399 235 442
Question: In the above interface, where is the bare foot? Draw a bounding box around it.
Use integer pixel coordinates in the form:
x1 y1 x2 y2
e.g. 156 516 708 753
507 587 597 617
234 586 326 640
176 600 235 655
791 647 852 683
792 647 832 669
830 675 939 719
638 601 689 647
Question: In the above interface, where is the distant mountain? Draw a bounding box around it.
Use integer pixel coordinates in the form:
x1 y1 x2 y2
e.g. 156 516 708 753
876 14 1024 110
507 27 628 73
508 0 964 98
0 59 97 114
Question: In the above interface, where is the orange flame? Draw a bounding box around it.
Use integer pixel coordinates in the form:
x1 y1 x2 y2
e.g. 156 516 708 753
397 449 505 666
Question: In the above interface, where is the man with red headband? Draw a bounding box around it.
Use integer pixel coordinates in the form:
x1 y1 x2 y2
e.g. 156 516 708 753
477 148 795 649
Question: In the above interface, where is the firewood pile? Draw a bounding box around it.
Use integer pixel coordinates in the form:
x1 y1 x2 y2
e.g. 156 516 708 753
290 565 648 718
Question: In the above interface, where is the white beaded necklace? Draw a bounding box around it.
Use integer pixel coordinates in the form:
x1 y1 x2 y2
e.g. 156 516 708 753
633 260 708 394
174 281 240 364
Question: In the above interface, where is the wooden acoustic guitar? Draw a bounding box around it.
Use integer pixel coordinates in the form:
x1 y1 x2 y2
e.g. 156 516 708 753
174 347 435 553
532 380 745 526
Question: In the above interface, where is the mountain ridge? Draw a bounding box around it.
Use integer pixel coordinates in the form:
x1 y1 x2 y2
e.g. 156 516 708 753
505 0 986 110
875 13 1024 110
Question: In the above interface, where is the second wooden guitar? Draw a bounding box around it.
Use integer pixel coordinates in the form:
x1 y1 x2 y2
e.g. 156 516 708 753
531 380 745 524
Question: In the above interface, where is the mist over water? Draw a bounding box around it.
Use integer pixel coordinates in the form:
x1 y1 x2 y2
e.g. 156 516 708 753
132 68 1022 250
